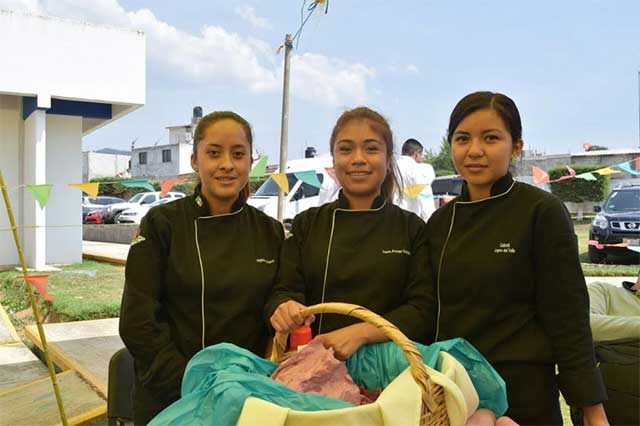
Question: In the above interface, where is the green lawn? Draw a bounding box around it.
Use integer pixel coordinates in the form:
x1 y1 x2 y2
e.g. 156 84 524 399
0 260 124 330
574 222 639 276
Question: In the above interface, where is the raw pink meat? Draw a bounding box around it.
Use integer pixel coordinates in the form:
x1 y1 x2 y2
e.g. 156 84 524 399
271 340 361 405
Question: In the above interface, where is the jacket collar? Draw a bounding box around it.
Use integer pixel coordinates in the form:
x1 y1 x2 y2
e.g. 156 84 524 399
336 189 387 210
191 184 246 217
459 172 515 202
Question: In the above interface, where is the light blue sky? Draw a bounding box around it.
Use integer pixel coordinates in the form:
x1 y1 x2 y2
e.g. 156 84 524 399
5 0 640 160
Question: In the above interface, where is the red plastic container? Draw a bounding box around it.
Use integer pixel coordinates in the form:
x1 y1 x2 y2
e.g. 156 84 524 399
289 325 312 351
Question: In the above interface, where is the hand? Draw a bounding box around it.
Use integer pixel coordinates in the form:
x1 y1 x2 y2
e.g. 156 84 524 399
314 324 371 360
582 403 608 426
270 300 315 333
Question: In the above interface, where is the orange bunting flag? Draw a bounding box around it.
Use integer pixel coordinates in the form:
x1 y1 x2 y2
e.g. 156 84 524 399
68 182 99 198
160 177 187 197
17 275 55 301
532 166 550 185
271 173 289 194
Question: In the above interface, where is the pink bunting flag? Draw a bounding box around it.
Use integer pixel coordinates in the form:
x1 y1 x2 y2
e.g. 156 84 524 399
532 166 550 185
160 177 187 197
325 167 337 182
17 275 55 301
555 166 577 182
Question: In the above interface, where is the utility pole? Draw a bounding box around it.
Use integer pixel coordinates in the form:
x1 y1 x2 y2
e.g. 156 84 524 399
277 34 293 222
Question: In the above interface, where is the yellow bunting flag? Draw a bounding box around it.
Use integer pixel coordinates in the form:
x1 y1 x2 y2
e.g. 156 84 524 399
403 184 428 199
68 182 99 198
271 173 289 194
594 167 621 176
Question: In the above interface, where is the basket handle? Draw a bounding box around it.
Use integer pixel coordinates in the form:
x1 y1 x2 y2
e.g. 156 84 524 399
272 302 439 413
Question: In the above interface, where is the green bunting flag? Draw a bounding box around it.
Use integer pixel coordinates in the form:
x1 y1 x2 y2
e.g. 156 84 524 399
293 170 322 189
250 156 268 180
25 184 53 209
575 172 597 181
121 179 155 192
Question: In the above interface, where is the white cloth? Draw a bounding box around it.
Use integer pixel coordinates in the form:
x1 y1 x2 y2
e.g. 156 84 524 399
394 156 436 221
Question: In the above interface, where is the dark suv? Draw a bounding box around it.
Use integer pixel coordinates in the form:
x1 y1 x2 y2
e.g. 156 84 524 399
589 183 640 263
431 175 464 208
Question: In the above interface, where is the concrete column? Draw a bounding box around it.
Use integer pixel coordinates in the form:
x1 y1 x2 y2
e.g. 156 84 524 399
23 108 47 269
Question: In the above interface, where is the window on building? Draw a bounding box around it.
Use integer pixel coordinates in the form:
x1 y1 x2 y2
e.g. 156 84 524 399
139 152 147 165
162 149 172 163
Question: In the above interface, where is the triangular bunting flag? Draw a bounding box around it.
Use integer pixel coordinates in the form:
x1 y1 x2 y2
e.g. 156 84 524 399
293 170 322 189
271 173 289 194
121 179 155 192
575 172 597 181
617 160 640 176
593 167 621 176
325 167 337 182
25 184 53 209
68 182 99 198
532 167 550 185
160 177 186 197
18 275 55 301
403 184 428 199
250 156 268 179
554 165 577 182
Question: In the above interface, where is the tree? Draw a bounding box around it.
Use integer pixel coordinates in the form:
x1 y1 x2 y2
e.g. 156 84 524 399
423 136 456 176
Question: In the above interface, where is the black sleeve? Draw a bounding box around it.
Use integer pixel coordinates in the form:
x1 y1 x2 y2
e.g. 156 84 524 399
533 197 607 407
263 213 308 322
383 218 433 342
119 210 187 404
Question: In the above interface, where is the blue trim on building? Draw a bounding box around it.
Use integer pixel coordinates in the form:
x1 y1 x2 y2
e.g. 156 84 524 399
22 97 37 120
22 97 112 120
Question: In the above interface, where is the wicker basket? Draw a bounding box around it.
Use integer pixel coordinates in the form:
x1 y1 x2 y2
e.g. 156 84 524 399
271 302 450 426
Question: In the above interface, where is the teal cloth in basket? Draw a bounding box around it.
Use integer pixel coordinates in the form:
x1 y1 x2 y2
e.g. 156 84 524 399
149 338 507 426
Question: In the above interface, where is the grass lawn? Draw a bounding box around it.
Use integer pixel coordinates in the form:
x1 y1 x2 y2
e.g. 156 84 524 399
0 260 124 336
574 221 639 276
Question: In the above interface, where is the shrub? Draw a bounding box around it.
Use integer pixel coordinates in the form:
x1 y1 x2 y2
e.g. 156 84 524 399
549 164 610 202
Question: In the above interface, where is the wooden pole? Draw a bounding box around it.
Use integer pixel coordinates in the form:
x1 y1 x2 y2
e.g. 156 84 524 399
0 170 68 426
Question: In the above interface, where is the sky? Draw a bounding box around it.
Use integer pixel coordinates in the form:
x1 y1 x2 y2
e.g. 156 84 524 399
3 0 640 161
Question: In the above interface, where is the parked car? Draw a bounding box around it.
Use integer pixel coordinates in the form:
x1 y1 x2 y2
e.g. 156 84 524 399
82 196 125 222
247 156 333 224
116 197 177 224
102 191 185 224
85 209 104 224
431 174 464 208
589 183 640 263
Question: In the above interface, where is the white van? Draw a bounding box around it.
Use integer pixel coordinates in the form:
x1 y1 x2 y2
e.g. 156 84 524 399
248 156 336 223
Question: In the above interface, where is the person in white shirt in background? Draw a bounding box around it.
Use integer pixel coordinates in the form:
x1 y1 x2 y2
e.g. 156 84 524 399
394 138 436 221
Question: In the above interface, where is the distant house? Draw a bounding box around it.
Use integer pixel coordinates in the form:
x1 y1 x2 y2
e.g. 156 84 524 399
130 107 202 179
82 148 131 181
0 10 145 269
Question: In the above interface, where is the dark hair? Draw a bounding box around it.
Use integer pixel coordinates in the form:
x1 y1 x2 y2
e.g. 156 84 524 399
192 111 253 200
329 106 401 203
447 91 522 146
401 138 424 156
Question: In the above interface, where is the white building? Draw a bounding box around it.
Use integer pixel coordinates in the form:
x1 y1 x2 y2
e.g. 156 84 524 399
0 10 145 269
82 148 131 181
131 107 202 178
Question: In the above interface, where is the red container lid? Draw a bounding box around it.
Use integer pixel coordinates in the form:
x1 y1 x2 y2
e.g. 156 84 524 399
289 325 312 351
